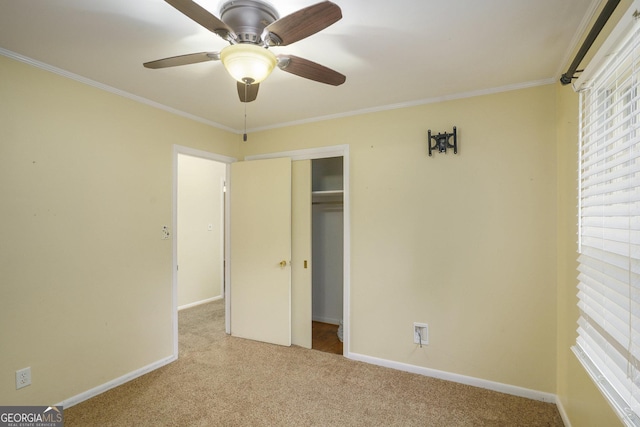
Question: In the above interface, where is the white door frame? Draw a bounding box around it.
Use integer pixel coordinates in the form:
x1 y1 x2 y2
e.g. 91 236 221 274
172 145 236 357
245 144 351 357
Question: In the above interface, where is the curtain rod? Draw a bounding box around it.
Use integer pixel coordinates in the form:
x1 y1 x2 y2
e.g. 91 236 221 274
560 0 621 85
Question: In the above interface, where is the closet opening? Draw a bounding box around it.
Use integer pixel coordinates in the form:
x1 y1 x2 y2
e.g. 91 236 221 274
311 156 344 355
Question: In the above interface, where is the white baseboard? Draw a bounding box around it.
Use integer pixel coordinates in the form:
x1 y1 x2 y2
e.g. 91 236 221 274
56 354 177 409
178 295 222 311
346 352 557 403
312 315 341 325
555 396 572 427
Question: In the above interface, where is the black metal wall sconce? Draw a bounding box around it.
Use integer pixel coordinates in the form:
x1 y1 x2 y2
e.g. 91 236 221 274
428 126 457 156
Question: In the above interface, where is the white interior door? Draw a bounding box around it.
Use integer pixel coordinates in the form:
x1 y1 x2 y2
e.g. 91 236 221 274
291 160 312 348
229 157 292 346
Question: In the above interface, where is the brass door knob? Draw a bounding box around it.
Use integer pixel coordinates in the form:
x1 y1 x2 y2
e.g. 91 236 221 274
279 260 287 268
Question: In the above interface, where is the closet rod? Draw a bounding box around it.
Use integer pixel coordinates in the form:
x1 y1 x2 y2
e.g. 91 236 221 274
560 0 620 85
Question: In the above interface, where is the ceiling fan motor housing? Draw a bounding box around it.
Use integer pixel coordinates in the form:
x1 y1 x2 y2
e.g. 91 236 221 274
220 0 279 44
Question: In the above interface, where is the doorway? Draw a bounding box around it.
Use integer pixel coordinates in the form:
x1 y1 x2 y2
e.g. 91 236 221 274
177 154 226 309
244 145 350 356
172 145 236 358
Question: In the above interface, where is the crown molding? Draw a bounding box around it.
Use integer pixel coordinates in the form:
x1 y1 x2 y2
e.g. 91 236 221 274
247 78 557 133
0 47 236 133
2 47 555 135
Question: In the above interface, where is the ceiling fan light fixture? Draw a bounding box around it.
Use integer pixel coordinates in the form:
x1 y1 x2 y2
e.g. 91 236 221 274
220 44 277 84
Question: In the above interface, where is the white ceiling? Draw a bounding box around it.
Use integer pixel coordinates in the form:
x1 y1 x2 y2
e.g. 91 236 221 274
0 0 596 132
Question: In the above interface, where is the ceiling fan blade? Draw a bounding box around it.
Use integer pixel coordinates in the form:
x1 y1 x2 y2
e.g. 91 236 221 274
277 55 345 86
165 0 235 42
237 82 259 103
143 52 220 69
265 1 341 46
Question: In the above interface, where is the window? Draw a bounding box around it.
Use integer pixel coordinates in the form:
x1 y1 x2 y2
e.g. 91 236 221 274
575 9 640 426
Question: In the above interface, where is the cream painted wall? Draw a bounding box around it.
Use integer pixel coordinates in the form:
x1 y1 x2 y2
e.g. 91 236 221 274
0 54 239 405
241 85 558 393
177 154 226 307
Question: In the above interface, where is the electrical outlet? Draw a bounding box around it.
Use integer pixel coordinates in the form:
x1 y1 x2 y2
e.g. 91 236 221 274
16 367 31 389
413 323 429 346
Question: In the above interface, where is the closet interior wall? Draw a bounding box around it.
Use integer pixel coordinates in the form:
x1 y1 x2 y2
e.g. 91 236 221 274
311 157 344 326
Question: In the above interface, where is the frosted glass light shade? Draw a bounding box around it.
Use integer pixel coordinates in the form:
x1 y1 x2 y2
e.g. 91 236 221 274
220 44 277 84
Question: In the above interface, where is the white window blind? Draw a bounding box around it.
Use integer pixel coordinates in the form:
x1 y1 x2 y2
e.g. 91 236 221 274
576 14 640 427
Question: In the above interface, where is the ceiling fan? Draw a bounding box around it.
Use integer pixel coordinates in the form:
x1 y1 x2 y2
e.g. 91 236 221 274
144 0 346 103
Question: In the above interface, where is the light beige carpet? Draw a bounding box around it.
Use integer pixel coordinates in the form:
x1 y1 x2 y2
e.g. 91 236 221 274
64 300 563 426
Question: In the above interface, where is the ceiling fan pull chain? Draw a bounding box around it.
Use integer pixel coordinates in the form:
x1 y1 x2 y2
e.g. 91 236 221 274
243 83 248 142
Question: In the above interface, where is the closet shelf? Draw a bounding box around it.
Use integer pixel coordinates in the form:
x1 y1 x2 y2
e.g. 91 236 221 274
312 190 343 196
312 190 343 204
